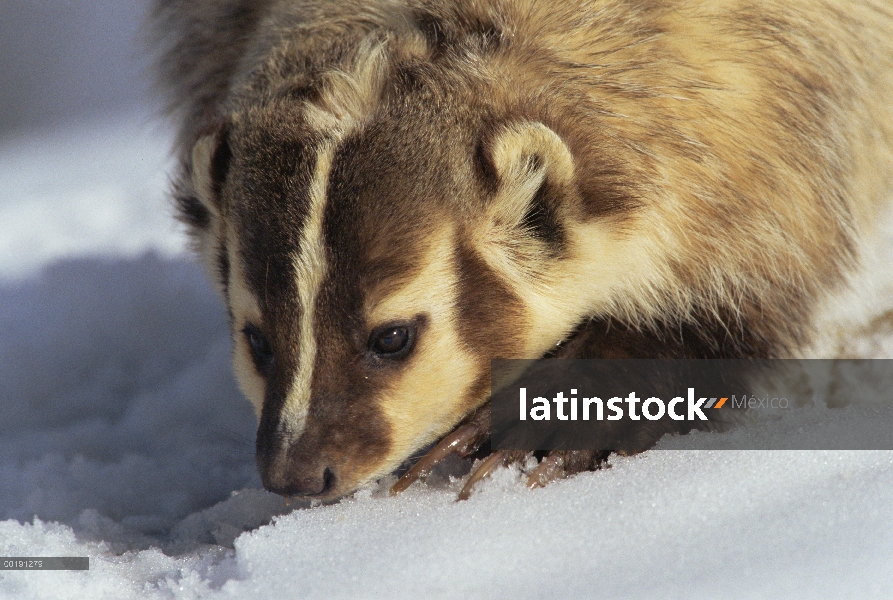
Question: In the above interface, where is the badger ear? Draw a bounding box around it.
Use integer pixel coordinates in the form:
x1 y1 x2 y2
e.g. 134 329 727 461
178 122 231 230
478 122 577 254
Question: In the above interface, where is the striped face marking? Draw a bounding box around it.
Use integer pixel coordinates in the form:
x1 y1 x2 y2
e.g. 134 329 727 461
277 143 335 437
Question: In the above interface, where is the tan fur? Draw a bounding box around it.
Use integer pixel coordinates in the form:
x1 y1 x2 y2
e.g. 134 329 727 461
155 0 893 498
471 121 671 356
303 38 393 135
190 134 221 215
363 224 482 482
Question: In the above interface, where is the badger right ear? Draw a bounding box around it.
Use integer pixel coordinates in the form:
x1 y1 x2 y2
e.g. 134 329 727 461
178 122 232 230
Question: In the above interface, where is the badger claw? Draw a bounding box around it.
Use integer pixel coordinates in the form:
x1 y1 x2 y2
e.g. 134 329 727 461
456 449 610 500
526 452 567 489
389 418 489 496
456 450 528 500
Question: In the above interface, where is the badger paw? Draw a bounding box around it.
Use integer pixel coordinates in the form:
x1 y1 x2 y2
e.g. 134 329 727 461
524 450 611 489
389 406 612 500
389 408 491 496
455 449 609 500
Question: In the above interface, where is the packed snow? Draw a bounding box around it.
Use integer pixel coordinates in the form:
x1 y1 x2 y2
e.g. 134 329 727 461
1 115 892 599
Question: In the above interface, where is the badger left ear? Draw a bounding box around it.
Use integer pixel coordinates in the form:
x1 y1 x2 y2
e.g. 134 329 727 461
178 121 232 231
477 122 578 256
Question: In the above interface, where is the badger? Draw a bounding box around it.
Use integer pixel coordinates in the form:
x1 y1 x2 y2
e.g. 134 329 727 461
151 0 893 500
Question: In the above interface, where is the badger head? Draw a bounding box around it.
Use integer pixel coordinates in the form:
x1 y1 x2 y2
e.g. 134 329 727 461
178 39 654 500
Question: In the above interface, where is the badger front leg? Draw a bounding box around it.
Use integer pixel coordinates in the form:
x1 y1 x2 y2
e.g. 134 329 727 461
388 397 619 500
391 315 755 499
389 406 493 496
388 402 613 499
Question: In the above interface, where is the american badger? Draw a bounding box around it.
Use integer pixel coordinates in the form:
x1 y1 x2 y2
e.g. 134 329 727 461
152 0 893 500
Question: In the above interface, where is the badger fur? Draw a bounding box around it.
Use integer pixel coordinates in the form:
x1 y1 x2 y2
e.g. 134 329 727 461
152 0 893 499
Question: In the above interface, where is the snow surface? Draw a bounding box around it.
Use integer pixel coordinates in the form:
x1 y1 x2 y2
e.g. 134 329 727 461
1 116 893 599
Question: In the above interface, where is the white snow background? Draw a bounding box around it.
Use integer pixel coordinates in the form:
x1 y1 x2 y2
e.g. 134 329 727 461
1 114 893 599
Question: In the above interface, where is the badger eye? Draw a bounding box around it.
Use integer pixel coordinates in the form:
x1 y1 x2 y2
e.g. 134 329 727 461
370 325 412 357
243 323 274 373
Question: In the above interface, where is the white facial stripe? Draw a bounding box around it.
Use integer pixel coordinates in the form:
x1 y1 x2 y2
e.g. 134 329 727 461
262 37 389 437
278 142 337 436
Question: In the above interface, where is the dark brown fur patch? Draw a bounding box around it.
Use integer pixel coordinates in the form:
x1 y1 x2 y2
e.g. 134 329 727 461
455 242 527 359
208 123 233 202
215 238 230 306
221 109 322 450
521 180 567 255
412 7 504 58
175 192 211 229
172 162 211 230
559 312 778 361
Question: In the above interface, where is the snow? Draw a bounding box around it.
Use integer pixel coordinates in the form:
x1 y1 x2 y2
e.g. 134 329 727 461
1 115 892 599
0 114 185 281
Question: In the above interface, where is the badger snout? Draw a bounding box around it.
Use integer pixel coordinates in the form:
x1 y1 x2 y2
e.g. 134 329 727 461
256 434 337 498
261 462 336 498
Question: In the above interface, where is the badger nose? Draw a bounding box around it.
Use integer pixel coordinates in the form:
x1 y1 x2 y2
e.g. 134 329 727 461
263 465 336 498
